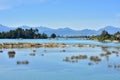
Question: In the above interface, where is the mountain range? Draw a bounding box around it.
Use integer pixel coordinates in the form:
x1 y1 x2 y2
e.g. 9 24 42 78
0 24 120 36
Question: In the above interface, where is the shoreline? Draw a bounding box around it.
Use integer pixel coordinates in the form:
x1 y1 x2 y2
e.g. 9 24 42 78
0 42 120 49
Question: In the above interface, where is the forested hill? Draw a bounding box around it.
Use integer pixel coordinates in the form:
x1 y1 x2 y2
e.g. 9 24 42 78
0 28 56 39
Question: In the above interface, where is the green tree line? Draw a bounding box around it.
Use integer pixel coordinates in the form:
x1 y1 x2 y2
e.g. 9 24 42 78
0 28 56 39
91 30 120 41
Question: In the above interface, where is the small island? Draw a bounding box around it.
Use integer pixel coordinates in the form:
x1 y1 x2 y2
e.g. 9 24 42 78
91 30 120 42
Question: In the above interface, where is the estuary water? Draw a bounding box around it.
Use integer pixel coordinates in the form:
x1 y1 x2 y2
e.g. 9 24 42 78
0 38 120 46
0 38 120 80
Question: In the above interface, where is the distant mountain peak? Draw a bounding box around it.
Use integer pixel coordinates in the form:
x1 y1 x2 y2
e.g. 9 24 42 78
0 24 4 26
19 25 30 28
0 24 9 28
38 26 53 29
0 24 120 36
104 26 117 29
98 26 120 34
58 27 73 30
18 25 31 30
0 24 13 32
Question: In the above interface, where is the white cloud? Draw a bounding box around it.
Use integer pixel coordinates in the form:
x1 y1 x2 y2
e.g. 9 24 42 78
0 0 47 10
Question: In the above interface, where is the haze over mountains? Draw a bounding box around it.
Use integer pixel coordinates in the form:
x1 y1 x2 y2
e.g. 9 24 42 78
0 24 120 36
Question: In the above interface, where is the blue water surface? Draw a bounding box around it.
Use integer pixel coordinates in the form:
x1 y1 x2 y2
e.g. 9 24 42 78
0 38 120 46
0 38 120 80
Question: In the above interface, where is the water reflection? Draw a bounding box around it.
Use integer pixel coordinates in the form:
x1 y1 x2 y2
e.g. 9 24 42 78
0 50 3 53
63 46 120 70
16 60 29 65
33 50 36 52
101 46 109 52
29 53 36 56
88 62 93 66
2 45 120 71
41 54 44 56
60 49 66 52
108 64 120 70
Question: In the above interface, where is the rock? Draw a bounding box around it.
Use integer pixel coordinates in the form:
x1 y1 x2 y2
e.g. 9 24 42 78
8 51 16 58
90 56 101 62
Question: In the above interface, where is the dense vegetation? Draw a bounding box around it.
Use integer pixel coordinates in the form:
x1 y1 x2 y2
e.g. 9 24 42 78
1 28 120 41
50 33 57 38
0 28 56 39
91 30 120 42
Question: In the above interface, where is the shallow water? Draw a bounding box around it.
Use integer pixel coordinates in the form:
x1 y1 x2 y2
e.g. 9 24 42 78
0 38 120 46
0 39 120 80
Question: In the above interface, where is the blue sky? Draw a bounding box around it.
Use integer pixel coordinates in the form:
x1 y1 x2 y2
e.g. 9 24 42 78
0 0 120 30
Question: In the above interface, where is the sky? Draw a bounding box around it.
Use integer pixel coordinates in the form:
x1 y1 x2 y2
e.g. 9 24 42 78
0 0 120 30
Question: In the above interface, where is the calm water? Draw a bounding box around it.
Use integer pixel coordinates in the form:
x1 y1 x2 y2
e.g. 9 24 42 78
0 38 120 46
0 39 120 80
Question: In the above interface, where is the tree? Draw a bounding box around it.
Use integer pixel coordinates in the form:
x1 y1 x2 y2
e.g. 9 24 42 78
113 32 120 40
99 30 111 41
16 28 24 38
0 28 49 39
41 33 48 39
51 33 56 38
